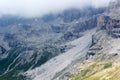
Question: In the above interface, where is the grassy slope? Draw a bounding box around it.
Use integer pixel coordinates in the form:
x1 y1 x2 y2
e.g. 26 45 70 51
70 58 120 80
85 65 120 80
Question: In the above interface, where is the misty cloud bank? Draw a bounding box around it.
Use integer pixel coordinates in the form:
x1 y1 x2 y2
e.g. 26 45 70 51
0 0 111 18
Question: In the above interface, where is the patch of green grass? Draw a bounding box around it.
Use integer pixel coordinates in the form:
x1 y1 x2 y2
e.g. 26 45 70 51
70 61 113 80
104 62 112 69
71 62 100 80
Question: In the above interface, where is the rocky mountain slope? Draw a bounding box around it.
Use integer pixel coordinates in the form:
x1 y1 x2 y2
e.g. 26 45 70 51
0 7 105 80
25 29 97 80
68 0 120 80
0 0 120 80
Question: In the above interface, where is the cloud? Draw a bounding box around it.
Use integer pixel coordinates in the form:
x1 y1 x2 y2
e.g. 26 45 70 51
0 0 111 18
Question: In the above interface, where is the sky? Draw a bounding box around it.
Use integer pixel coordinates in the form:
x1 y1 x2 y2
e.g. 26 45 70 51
0 0 111 18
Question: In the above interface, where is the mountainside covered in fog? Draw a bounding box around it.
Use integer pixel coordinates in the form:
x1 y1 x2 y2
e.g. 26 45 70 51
0 0 120 80
0 6 105 80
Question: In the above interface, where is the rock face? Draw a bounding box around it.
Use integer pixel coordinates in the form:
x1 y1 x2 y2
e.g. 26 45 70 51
97 16 120 38
96 0 120 38
66 0 120 80
97 0 120 38
86 0 120 59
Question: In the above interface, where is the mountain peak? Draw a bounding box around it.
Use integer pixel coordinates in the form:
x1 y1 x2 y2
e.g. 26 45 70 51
106 0 120 19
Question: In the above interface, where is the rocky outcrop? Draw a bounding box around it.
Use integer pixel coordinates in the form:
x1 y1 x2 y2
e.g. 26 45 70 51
97 15 120 38
86 45 103 58
96 0 120 38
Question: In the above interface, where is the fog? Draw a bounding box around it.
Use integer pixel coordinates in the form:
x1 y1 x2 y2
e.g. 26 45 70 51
0 0 111 18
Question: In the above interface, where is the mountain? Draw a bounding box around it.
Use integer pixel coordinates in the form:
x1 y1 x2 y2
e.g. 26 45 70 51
0 0 120 80
67 0 120 80
0 6 105 80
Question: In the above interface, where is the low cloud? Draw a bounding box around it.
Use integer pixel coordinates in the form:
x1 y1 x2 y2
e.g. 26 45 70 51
0 0 111 18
